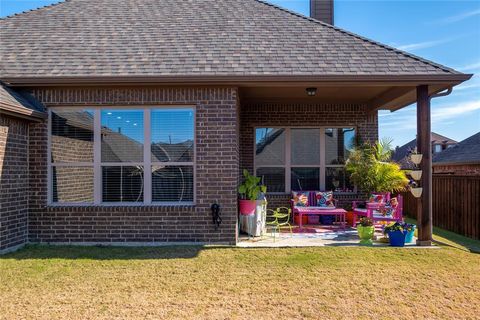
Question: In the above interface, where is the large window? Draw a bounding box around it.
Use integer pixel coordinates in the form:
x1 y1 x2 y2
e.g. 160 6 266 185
49 107 195 205
255 127 355 193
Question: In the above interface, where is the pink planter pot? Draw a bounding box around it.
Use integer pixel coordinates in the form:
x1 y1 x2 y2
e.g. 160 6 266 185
239 199 256 215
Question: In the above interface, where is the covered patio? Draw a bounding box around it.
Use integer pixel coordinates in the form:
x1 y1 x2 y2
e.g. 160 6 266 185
237 75 471 247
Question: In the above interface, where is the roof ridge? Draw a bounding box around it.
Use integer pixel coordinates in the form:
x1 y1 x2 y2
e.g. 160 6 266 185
0 0 68 21
432 132 457 142
253 0 459 75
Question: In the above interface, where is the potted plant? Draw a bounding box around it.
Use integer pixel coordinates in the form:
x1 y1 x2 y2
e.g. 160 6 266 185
357 217 375 245
383 222 407 247
238 169 267 215
403 223 416 243
346 139 409 196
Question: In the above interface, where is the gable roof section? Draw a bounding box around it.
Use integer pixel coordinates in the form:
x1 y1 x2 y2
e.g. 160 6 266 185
0 83 46 120
0 0 470 82
433 132 480 165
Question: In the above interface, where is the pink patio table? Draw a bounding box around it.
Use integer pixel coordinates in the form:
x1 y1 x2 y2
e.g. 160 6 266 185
293 207 347 232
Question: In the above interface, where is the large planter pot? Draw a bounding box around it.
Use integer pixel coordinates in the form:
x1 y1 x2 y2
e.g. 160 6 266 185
239 199 256 215
405 227 416 243
320 215 335 225
346 211 354 227
357 225 375 245
294 214 308 225
388 230 407 247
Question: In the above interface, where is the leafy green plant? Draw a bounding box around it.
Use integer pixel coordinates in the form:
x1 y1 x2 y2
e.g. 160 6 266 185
345 138 409 195
238 169 267 201
383 222 404 234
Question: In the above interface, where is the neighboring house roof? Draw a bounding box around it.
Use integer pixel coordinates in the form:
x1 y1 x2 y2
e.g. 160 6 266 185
0 83 46 119
0 0 466 81
433 132 480 165
430 132 458 145
392 132 457 169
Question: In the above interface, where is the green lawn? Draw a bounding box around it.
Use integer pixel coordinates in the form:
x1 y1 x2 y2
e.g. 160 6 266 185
1 242 479 320
405 217 480 253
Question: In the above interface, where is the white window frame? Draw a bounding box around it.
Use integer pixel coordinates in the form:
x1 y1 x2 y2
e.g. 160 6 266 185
48 106 196 206
254 126 356 195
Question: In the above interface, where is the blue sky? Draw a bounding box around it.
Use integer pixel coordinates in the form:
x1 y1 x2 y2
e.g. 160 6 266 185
1 0 479 147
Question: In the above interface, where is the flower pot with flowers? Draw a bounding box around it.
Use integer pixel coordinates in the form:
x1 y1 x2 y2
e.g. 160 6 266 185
357 217 375 245
384 222 407 247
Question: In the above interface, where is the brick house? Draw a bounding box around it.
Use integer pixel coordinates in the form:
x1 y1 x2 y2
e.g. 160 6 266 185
433 132 480 176
0 0 472 252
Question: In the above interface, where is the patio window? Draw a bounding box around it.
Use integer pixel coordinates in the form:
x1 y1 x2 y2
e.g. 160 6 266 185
255 127 355 193
48 107 195 205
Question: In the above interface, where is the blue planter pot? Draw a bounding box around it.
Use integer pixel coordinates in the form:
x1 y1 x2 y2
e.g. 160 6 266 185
388 230 407 247
405 227 416 243
320 215 335 225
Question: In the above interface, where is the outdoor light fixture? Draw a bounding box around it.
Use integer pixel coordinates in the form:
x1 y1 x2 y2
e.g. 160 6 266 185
306 87 317 96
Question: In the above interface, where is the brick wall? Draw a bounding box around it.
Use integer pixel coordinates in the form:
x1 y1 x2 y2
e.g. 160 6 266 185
240 103 378 208
28 87 239 244
0 115 29 253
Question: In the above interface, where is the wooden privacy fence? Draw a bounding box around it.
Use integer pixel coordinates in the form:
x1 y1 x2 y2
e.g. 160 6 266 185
402 175 480 240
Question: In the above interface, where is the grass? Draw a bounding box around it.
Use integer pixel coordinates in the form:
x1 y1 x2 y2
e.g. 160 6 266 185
1 243 479 320
405 217 480 253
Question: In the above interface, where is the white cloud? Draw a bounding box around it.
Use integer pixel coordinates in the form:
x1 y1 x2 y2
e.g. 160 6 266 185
436 9 480 24
397 38 455 51
379 99 480 128
432 100 480 122
456 61 480 72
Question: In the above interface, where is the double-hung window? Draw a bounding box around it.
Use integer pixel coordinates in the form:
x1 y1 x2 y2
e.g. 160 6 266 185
255 127 355 193
48 107 195 205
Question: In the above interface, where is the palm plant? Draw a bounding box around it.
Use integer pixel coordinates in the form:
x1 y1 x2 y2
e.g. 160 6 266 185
346 139 408 194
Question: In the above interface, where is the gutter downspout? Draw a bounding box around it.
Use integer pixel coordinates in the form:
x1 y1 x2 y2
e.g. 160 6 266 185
429 87 453 101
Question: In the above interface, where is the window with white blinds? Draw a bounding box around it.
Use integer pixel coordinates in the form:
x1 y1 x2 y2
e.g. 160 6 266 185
48 107 195 205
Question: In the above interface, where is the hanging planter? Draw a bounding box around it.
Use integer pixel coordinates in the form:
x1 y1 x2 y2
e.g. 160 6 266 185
410 170 422 181
410 153 423 165
410 187 423 198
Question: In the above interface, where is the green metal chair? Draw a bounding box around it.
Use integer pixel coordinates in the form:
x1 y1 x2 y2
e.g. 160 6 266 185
266 207 293 241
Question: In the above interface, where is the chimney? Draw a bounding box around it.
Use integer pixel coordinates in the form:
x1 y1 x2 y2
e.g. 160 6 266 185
310 0 334 25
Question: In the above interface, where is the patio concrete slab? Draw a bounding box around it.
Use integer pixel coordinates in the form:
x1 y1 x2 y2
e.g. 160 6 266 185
237 228 437 248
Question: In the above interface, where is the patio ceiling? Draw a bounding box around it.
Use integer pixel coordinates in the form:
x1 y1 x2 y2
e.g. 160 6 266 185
239 81 464 111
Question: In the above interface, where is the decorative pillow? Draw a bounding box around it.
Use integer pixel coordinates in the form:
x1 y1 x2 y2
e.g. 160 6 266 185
381 197 398 217
388 197 398 207
292 191 309 207
369 194 384 203
315 191 334 207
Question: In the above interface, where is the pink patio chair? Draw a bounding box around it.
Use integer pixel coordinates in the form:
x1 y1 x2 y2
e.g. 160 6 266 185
353 194 403 226
352 192 390 226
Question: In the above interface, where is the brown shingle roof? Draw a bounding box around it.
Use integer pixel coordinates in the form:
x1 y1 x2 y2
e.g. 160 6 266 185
433 132 480 165
0 0 465 79
0 83 46 119
392 132 458 169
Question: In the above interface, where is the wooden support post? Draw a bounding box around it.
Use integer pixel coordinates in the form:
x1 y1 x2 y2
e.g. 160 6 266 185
416 85 433 246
